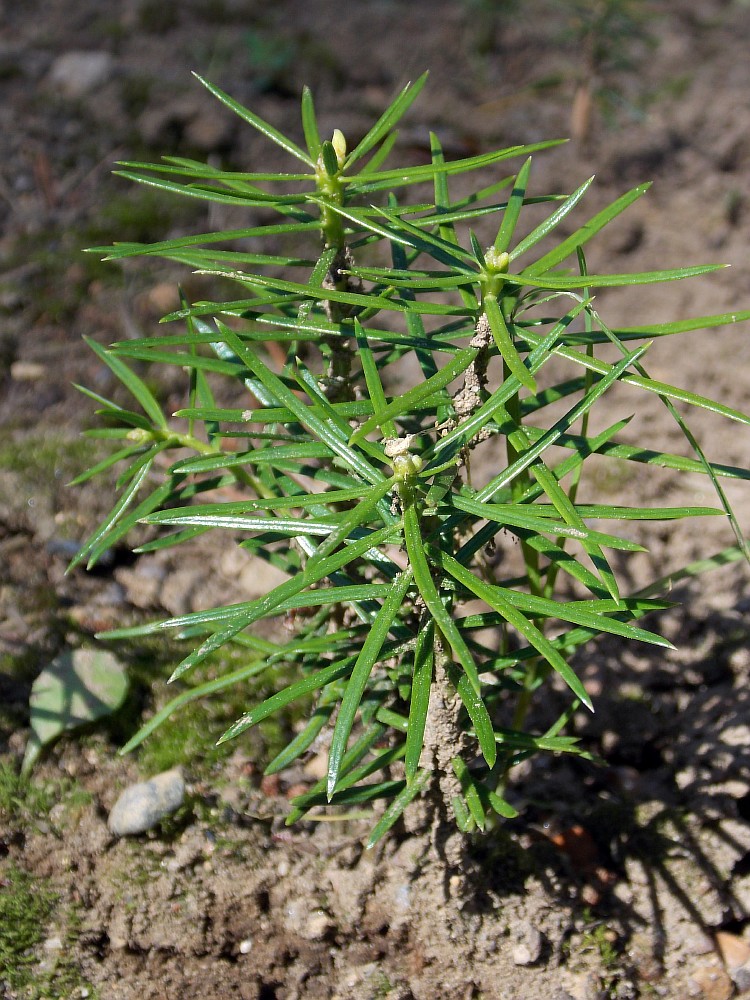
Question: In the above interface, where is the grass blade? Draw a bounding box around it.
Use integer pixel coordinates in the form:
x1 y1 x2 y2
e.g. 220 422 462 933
218 323 389 488
69 457 154 570
120 656 269 754
219 658 354 744
355 318 396 438
531 461 620 602
477 344 650 500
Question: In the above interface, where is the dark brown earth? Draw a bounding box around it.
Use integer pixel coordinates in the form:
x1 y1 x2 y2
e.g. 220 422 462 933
3 2 750 998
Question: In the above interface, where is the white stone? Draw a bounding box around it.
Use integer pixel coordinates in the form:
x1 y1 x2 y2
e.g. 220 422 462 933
48 51 114 98
108 768 185 836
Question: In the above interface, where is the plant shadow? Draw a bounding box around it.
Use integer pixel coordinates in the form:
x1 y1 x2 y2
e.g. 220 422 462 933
457 577 750 971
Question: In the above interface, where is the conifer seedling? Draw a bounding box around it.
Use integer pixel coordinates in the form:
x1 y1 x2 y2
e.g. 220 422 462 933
77 73 750 845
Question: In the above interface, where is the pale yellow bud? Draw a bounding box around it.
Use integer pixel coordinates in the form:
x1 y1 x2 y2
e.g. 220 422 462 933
332 129 347 167
126 428 151 443
485 248 510 273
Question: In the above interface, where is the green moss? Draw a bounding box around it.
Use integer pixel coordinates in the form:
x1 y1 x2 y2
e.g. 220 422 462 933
135 695 233 775
130 641 302 779
0 761 57 825
0 760 93 833
0 862 99 998
40 916 101 1000
0 434 96 487
108 843 164 899
372 972 396 998
579 912 620 970
0 863 56 991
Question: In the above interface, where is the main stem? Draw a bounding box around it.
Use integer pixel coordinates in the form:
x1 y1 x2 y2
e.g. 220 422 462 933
315 142 356 400
419 629 471 886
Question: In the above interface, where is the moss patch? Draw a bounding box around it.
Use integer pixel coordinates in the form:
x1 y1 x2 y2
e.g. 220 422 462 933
0 863 57 992
0 862 98 998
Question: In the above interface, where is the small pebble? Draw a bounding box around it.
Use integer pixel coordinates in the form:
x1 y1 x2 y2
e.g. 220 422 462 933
108 768 186 836
304 910 334 941
10 361 46 381
393 882 411 913
239 938 253 954
48 51 114 98
715 930 750 973
688 965 734 1000
260 773 280 797
284 899 334 941
512 924 543 966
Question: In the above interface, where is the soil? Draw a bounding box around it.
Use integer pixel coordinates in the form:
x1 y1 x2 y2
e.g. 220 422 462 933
3 1 750 998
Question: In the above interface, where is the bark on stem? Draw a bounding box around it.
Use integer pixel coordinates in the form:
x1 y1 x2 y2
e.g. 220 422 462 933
419 631 471 890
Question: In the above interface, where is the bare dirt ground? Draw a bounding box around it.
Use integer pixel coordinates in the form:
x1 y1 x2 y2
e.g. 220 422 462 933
3 1 750 998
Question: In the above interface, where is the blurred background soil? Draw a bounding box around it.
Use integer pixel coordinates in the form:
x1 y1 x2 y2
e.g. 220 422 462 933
2 2 750 998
